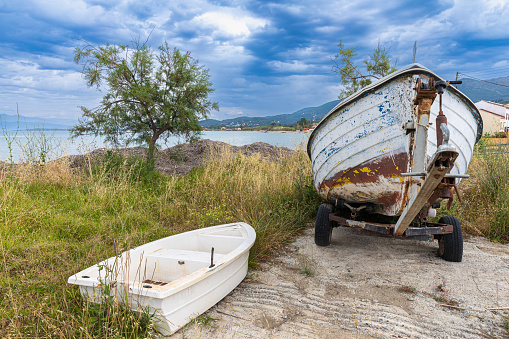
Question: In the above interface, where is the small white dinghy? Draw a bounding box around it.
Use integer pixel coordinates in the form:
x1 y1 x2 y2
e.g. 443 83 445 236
68 222 256 335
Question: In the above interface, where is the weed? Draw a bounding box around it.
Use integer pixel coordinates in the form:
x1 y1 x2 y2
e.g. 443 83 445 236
18 128 57 166
76 260 156 338
181 313 219 338
398 285 417 295
0 104 19 172
432 280 458 307
436 145 509 242
299 258 315 277
168 144 186 163
194 314 219 327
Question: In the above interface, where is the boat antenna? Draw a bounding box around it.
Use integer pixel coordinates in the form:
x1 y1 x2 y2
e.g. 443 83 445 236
412 41 417 63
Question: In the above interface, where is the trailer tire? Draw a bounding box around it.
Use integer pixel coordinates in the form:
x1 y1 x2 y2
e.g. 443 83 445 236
315 204 333 246
438 216 463 262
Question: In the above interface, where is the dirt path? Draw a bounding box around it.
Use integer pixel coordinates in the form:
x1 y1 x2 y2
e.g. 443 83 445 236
177 225 509 338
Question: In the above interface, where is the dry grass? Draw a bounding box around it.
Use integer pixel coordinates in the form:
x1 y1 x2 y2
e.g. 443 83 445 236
0 142 320 337
441 145 509 242
164 145 319 263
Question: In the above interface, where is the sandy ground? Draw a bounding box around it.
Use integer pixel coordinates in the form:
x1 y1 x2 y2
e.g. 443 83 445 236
176 225 509 338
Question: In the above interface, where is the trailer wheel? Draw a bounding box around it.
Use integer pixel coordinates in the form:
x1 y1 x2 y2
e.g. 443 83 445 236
438 216 463 262
315 204 333 246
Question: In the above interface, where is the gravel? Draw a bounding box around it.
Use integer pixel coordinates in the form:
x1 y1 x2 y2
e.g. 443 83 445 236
177 227 509 338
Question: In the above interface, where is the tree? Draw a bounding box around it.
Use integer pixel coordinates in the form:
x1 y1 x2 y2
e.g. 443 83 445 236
332 41 397 100
72 40 219 162
295 118 311 129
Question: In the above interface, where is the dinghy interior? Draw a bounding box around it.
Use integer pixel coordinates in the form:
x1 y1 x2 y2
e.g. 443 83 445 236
68 222 256 335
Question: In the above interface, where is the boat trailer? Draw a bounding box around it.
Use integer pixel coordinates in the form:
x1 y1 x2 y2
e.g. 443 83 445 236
315 78 466 262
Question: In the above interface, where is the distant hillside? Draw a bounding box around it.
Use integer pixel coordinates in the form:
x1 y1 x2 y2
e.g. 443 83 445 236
457 76 509 103
202 76 509 129
0 114 75 131
200 100 340 127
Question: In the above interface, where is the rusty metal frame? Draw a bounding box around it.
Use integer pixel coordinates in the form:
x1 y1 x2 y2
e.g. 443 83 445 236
329 213 453 241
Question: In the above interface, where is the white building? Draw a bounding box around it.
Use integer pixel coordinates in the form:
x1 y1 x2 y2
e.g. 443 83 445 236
474 100 509 133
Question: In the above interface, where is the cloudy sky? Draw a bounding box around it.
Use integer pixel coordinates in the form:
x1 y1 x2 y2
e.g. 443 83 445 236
1 0 509 121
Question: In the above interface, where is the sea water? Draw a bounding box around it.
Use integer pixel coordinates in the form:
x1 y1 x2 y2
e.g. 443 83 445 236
0 130 310 162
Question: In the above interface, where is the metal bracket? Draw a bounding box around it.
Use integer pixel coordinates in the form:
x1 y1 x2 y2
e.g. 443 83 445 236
394 146 458 234
329 214 453 240
343 202 366 220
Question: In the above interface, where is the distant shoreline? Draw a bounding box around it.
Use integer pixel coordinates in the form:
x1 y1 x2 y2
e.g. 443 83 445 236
2 128 71 132
2 129 312 133
203 129 312 133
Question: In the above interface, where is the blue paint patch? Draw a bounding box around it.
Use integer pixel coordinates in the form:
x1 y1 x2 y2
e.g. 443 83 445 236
317 112 401 160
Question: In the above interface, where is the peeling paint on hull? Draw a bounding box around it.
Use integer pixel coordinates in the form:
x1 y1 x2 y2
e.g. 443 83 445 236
319 152 409 215
308 64 482 216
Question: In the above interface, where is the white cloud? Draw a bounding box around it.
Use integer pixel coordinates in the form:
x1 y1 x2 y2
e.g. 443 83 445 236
315 25 341 34
0 57 101 119
0 58 84 92
220 107 246 117
28 0 110 27
189 9 268 39
268 60 311 72
493 60 508 68
376 0 509 46
267 3 303 16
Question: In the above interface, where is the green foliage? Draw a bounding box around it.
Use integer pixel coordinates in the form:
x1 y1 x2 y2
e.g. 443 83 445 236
193 314 218 327
168 144 186 163
437 147 509 242
300 259 315 277
94 150 162 185
363 43 398 80
78 265 155 338
0 104 20 167
18 128 58 166
483 131 508 138
72 40 219 161
332 41 397 100
295 117 311 129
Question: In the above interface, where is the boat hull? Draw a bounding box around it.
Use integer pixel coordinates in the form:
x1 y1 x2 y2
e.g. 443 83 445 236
308 64 482 216
68 222 256 335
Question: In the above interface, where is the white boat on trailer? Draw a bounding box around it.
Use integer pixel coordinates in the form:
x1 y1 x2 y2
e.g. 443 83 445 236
68 222 256 335
307 63 482 262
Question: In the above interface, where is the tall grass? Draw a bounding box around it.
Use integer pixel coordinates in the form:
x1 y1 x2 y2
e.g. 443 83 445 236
164 146 320 263
0 139 320 337
442 144 509 241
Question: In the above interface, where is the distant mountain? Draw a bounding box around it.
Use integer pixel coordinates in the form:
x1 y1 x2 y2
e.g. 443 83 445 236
200 100 340 127
457 76 509 103
201 76 509 129
0 114 76 131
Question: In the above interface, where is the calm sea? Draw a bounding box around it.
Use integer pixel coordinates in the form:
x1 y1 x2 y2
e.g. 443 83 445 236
0 130 310 162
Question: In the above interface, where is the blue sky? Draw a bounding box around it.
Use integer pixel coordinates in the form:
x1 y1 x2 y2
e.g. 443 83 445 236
1 0 509 121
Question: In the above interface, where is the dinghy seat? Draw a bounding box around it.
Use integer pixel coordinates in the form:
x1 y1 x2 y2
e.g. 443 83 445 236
149 248 225 262
137 233 245 282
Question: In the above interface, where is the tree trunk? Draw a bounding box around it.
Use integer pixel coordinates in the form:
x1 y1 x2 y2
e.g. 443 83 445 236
147 132 160 167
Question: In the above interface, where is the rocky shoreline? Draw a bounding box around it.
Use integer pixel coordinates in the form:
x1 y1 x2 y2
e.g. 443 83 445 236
0 139 297 177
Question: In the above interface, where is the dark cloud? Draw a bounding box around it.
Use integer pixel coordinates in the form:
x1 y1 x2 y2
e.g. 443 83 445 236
0 0 508 119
